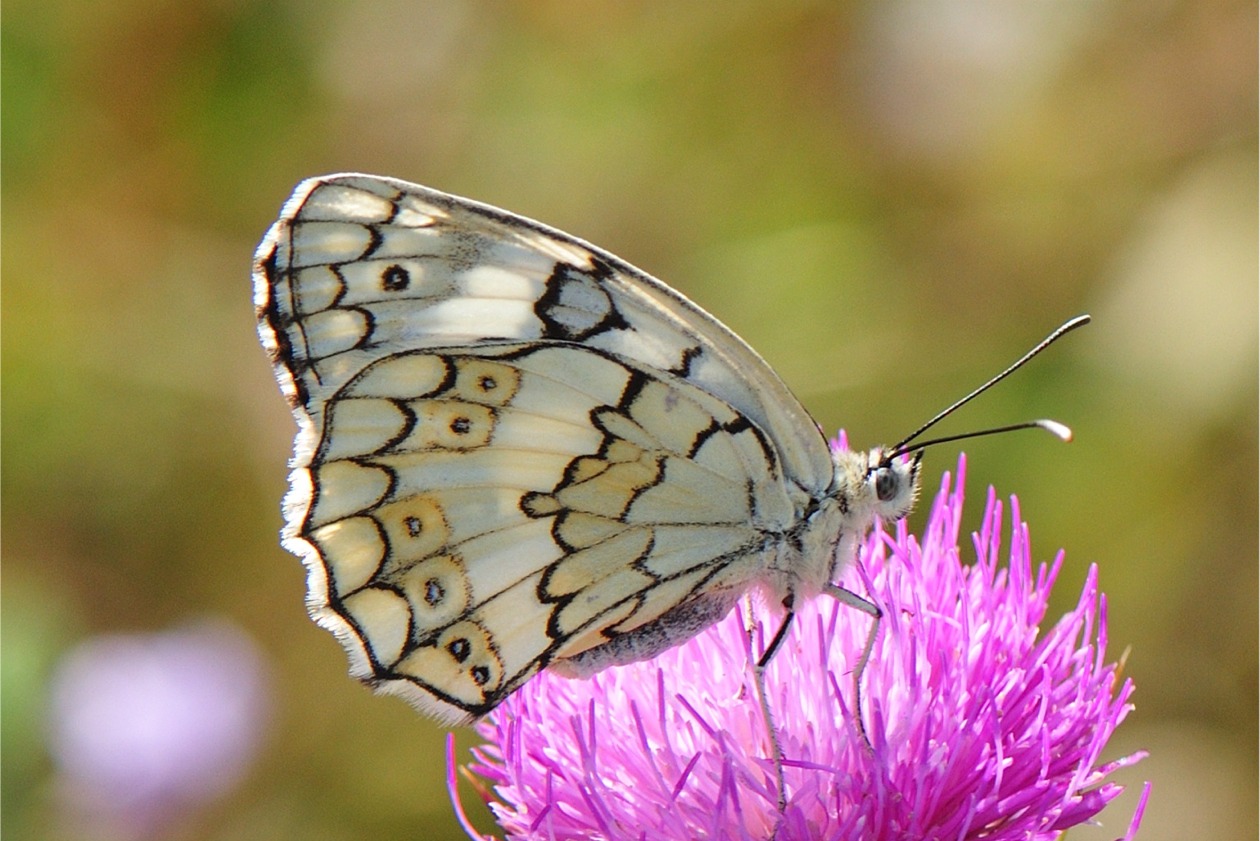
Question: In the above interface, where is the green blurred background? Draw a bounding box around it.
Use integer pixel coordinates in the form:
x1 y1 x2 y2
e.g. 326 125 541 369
4 2 1256 839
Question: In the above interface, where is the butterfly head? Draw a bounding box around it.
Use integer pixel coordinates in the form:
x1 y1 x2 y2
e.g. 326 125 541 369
832 447 922 528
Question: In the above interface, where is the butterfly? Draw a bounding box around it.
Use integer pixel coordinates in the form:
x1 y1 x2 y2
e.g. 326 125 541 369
253 173 1082 728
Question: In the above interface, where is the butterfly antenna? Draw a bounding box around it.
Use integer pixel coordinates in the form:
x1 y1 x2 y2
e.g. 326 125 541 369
888 315 1090 459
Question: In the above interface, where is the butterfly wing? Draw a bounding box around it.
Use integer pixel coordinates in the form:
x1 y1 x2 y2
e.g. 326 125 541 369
254 174 836 723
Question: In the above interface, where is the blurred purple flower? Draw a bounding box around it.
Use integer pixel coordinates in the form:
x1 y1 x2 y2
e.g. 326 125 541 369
455 455 1148 840
48 620 269 840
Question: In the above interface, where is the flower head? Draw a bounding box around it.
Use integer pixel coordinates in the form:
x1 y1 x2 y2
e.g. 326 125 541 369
456 455 1147 840
48 620 270 840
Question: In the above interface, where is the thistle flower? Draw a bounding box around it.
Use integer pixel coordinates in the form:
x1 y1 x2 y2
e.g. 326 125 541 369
47 621 269 840
453 455 1148 840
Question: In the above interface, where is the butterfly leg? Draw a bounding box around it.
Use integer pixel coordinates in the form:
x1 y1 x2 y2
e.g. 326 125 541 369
753 656 788 827
751 597 796 818
756 604 796 669
822 583 882 751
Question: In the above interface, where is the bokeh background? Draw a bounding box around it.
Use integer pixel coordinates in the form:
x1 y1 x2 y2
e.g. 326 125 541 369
4 2 1256 839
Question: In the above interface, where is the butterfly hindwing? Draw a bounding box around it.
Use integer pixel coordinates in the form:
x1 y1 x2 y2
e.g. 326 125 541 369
283 340 799 720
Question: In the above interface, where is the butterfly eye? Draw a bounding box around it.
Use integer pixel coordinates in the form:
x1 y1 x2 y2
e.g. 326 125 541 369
874 467 899 502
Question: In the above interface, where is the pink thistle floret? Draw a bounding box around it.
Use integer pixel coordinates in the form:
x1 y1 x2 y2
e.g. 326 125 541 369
456 455 1148 840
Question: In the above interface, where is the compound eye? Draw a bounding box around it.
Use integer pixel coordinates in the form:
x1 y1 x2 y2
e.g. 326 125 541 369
874 467 899 502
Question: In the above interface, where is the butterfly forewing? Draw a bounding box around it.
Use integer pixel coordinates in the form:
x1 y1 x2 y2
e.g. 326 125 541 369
257 174 834 488
254 174 838 722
